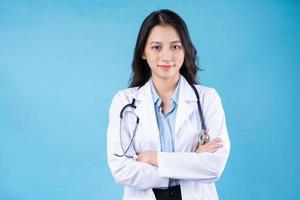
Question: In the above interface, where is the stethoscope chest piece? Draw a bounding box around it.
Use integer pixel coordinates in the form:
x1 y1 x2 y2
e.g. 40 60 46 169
199 129 209 145
115 83 210 158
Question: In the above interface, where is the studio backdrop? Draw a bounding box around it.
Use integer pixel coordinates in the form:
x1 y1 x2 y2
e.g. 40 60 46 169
0 1 299 199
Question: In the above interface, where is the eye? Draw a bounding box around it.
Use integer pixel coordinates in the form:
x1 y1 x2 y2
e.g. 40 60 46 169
151 45 161 51
172 45 182 50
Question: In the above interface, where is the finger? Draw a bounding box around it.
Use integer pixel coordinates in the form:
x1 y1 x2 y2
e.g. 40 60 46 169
201 140 222 150
205 142 223 150
208 147 219 153
209 138 222 143
205 143 223 152
200 138 221 147
197 138 221 148
197 142 223 153
196 138 222 151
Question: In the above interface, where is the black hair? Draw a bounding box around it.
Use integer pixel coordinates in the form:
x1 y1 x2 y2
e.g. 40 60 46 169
129 9 200 87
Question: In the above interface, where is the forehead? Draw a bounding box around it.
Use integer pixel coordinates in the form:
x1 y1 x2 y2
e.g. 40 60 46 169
146 25 181 43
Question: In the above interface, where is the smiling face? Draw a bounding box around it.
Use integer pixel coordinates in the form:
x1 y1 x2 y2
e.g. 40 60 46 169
142 25 185 82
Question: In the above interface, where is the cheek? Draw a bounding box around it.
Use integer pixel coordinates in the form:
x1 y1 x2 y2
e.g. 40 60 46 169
175 52 185 64
146 55 159 68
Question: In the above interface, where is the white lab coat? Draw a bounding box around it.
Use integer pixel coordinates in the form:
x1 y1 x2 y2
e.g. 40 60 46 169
107 75 230 200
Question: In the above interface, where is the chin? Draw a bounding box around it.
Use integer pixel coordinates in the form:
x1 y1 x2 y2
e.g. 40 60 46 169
157 72 180 80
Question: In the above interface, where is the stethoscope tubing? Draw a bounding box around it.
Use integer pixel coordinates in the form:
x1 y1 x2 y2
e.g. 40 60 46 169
115 83 208 158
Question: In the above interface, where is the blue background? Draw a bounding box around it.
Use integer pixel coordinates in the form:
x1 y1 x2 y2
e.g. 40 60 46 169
1 0 299 199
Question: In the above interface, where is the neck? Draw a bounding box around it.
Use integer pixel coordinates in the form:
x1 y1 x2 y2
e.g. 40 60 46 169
151 74 180 101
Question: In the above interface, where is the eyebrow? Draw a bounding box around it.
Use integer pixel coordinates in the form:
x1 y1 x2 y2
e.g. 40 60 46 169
149 40 182 44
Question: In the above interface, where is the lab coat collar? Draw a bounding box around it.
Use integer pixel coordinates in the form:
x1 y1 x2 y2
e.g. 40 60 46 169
134 75 197 102
134 75 198 141
176 75 197 134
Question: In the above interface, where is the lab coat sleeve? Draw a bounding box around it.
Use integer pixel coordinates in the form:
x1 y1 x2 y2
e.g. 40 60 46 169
107 91 169 190
157 89 230 183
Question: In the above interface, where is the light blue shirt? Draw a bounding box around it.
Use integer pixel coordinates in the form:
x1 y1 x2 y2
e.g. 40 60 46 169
150 78 180 187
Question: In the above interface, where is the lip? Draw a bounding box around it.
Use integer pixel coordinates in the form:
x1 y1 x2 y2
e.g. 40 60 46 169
158 65 173 71
158 64 175 71
159 64 173 67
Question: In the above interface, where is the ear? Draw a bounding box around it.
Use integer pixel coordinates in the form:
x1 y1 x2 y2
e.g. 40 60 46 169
141 53 146 60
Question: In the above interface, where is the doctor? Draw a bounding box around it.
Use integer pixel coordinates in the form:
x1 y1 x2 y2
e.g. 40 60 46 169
107 9 230 200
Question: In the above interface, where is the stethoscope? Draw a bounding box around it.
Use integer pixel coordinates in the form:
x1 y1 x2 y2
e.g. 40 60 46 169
114 83 209 158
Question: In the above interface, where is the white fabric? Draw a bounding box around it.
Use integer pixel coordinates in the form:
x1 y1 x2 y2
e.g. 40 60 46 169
107 76 230 200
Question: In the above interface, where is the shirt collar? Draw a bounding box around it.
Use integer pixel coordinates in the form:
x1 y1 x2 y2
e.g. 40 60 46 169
150 77 181 105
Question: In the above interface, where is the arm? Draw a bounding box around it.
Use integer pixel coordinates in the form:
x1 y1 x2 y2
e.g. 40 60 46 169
106 92 169 190
137 89 231 183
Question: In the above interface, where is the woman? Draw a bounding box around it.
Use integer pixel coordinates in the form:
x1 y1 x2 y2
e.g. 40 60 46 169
107 9 230 200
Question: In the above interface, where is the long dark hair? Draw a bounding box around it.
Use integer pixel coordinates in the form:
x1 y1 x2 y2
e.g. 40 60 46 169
129 9 200 87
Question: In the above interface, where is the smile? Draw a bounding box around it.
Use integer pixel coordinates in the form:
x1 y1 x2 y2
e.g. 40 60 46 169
157 64 175 71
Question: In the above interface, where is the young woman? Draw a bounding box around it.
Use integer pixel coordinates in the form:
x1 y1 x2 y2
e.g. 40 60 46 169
107 9 230 200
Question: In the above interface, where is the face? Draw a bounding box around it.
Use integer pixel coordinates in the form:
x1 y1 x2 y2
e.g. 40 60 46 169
142 25 185 81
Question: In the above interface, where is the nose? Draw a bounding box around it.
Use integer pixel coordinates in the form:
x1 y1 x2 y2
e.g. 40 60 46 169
161 48 172 63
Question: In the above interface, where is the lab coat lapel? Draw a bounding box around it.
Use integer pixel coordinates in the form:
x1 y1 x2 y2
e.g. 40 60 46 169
134 80 161 147
175 76 197 136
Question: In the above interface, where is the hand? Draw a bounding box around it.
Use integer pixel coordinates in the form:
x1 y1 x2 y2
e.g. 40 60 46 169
196 138 223 153
136 151 158 166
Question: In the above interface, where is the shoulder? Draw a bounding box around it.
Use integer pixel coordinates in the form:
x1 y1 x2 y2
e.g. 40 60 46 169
194 84 218 97
109 87 138 109
193 84 223 106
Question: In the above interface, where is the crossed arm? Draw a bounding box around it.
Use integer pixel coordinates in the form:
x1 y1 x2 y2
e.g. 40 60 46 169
107 89 230 190
137 137 223 166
